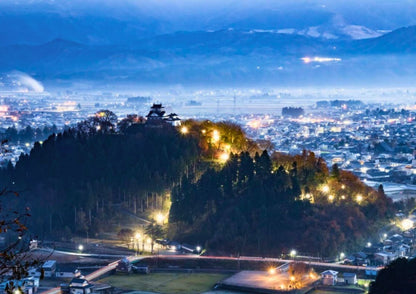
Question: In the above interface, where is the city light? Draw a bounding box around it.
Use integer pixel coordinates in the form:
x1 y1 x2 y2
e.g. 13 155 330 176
321 185 329 193
341 184 345 189
268 267 276 274
356 194 363 203
78 244 84 251
180 126 188 134
219 152 230 163
340 252 345 259
290 249 297 257
367 242 372 247
290 276 295 281
400 218 414 231
196 246 201 252
328 195 334 201
135 233 141 239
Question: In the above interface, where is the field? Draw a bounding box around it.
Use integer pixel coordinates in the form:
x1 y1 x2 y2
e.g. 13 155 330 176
100 272 229 294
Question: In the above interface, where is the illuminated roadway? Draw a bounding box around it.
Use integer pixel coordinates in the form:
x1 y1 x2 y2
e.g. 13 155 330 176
40 254 382 294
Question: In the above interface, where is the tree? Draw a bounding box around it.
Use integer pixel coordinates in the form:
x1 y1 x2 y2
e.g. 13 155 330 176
369 257 416 294
145 222 165 253
0 188 40 290
117 228 134 248
93 110 118 133
118 114 145 133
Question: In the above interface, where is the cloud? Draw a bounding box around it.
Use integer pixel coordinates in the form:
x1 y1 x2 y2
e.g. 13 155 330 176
8 71 44 92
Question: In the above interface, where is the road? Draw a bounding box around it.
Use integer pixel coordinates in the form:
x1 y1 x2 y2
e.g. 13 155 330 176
40 253 382 294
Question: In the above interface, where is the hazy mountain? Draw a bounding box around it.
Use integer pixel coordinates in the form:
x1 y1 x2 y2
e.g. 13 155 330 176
1 26 416 87
1 0 416 45
1 1 416 86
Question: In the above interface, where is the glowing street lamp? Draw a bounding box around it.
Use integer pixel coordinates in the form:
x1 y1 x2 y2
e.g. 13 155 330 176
219 152 230 163
356 194 363 203
78 244 84 251
340 252 345 260
180 126 188 134
367 242 372 248
401 219 414 231
328 195 334 201
155 212 165 224
321 185 330 193
290 249 297 258
196 246 201 252
212 130 220 142
268 267 276 274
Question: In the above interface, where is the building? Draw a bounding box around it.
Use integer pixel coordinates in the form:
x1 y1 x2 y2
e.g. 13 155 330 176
145 103 181 127
146 103 165 123
42 260 57 278
321 270 338 286
343 273 357 285
62 278 94 294
165 113 181 126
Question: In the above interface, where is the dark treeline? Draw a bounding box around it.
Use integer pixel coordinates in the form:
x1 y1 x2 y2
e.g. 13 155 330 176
369 257 416 294
0 115 199 239
169 150 394 257
0 125 59 143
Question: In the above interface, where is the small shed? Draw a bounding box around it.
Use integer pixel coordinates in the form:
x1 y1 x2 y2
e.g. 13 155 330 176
343 273 357 285
321 270 338 286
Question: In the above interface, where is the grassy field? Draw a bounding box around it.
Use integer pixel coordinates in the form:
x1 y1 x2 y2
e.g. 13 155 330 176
100 272 229 294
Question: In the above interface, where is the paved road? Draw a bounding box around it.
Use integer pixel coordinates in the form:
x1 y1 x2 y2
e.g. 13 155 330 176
40 254 382 294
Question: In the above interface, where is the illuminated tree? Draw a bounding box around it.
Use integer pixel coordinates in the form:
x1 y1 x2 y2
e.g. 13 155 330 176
145 222 165 253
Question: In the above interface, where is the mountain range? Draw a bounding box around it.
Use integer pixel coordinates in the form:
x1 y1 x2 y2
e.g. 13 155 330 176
1 0 416 87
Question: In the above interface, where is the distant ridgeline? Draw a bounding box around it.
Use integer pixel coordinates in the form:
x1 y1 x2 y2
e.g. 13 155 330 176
0 108 394 257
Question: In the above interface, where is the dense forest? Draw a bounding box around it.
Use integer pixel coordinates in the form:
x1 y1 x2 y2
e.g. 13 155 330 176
169 150 394 257
0 111 200 238
0 111 394 257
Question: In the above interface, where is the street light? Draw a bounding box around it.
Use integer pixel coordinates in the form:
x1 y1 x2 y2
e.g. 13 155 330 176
196 246 201 252
340 252 345 260
78 244 84 251
290 249 297 258
212 130 220 142
155 212 165 224
180 126 188 134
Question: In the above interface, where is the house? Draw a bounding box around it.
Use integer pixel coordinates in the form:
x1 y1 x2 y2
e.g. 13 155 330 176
42 260 57 278
374 252 397 265
321 270 338 286
343 273 357 285
68 278 94 294
165 113 181 126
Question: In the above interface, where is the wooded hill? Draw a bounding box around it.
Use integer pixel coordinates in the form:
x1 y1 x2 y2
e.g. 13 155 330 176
0 113 394 257
169 149 394 257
